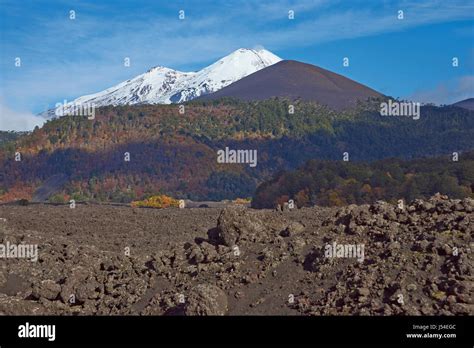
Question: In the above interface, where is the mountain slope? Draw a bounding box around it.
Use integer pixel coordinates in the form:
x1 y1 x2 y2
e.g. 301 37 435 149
3 100 474 203
452 98 474 111
41 48 281 118
252 152 474 208
200 60 383 110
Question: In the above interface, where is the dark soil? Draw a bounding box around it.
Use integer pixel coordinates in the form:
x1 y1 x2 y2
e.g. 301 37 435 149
0 194 472 315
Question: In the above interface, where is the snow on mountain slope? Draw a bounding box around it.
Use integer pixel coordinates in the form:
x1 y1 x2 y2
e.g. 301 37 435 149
74 66 192 106
168 48 281 103
43 48 281 118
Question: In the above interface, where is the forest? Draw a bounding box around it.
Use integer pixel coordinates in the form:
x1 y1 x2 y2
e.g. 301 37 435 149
252 151 474 208
0 98 472 203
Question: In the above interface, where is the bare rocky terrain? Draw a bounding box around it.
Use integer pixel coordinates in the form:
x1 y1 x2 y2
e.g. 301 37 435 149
0 194 472 316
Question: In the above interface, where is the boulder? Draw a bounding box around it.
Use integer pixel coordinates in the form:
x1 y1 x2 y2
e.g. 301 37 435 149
281 221 305 237
185 284 228 316
33 280 61 300
216 206 266 246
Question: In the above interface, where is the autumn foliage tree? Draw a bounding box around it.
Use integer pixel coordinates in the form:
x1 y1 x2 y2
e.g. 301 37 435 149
131 194 179 208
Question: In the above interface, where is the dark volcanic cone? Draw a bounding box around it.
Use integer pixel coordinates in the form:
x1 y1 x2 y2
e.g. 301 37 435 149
200 60 383 110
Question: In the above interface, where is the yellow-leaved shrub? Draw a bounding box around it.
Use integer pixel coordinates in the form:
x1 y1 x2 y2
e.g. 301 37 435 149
131 194 179 208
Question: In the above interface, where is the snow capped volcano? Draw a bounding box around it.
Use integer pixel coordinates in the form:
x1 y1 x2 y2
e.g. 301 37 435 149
169 48 281 103
43 48 281 118
72 66 192 107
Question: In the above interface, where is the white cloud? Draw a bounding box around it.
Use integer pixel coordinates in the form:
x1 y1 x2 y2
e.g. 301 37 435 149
408 75 474 105
0 100 45 131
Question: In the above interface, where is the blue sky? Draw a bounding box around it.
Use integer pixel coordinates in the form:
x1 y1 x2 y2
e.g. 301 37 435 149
0 0 473 130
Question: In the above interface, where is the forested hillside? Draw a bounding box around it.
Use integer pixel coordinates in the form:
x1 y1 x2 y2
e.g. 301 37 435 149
0 131 27 148
0 99 472 203
252 151 474 208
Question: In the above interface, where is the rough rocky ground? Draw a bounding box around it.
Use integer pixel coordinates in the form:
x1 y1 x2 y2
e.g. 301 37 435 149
0 194 472 316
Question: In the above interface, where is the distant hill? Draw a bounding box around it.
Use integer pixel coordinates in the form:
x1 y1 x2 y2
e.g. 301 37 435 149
452 98 474 111
199 60 383 110
0 131 27 147
252 151 474 209
1 100 473 203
